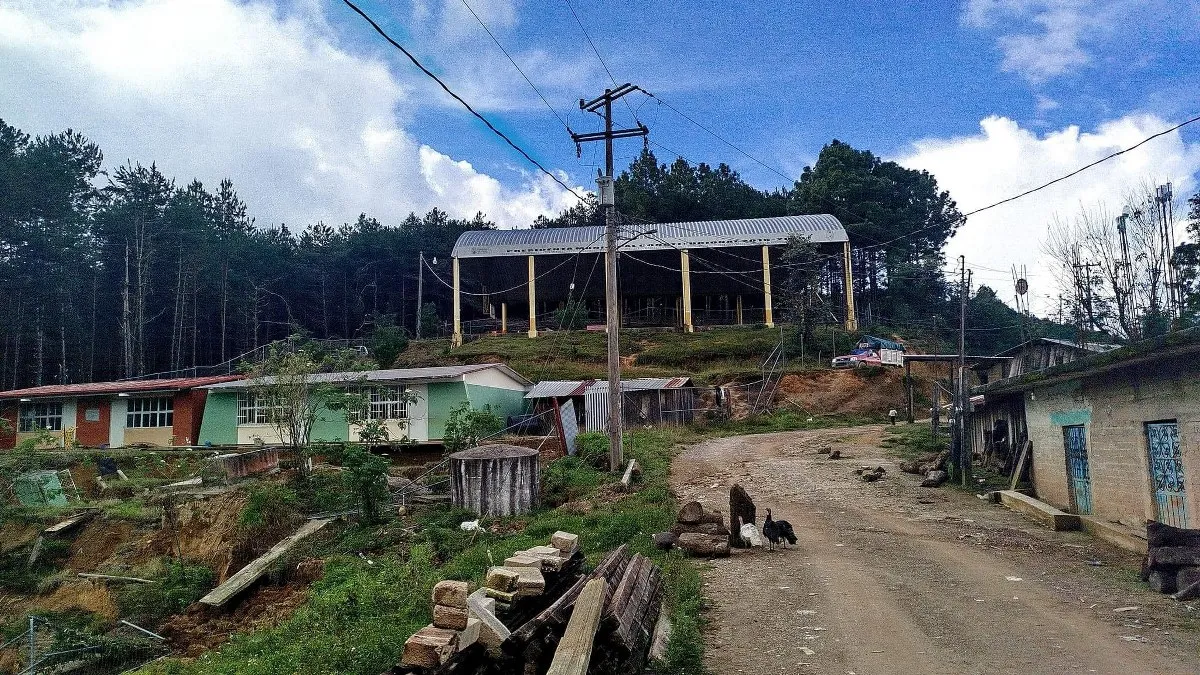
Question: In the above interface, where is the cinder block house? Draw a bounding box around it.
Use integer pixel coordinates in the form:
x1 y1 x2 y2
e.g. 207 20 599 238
973 328 1200 530
196 364 530 446
0 376 242 449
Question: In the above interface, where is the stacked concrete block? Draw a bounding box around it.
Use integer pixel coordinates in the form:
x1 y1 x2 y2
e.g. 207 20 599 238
400 580 480 669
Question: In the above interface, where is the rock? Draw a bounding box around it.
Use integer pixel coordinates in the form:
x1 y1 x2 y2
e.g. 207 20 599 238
670 521 728 536
1148 521 1200 549
817 446 832 454
503 554 542 569
652 532 678 550
677 501 705 524
854 468 865 475
698 510 725 526
400 625 458 668
1149 547 1200 568
829 450 842 459
921 470 949 488
433 604 469 631
485 567 520 592
676 532 731 558
1148 569 1177 594
861 471 882 482
729 484 756 549
512 566 546 596
551 531 579 556
432 580 470 609
1176 566 1200 590
458 617 481 650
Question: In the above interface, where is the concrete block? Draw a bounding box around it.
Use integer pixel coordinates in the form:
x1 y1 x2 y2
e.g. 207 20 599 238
485 566 519 592
510 565 545 596
503 553 542 569
458 617 481 650
400 625 458 668
998 490 1080 531
432 580 470 608
433 604 469 631
1080 516 1148 554
551 531 579 555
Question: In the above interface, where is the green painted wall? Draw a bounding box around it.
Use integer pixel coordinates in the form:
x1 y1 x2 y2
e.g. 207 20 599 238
1049 408 1091 426
198 391 238 446
466 384 527 422
427 381 468 440
311 404 349 443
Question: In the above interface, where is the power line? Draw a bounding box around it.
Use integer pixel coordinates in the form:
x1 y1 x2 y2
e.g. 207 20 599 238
341 0 584 201
561 0 644 127
421 230 606 296
458 0 572 134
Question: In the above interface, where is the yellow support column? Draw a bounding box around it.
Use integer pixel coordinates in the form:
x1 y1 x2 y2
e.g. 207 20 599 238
843 241 858 331
500 302 507 333
527 255 538 338
736 295 744 325
451 257 462 347
762 245 774 328
681 249 694 333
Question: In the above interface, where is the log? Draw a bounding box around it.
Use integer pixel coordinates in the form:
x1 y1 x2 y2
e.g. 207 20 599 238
676 532 730 558
676 501 704 524
921 470 949 488
545 578 606 675
669 522 728 536
1149 546 1200 568
620 459 640 488
698 510 725 526
1177 566 1200 591
729 484 756 548
1172 579 1200 602
199 518 331 607
1148 520 1200 548
508 545 630 648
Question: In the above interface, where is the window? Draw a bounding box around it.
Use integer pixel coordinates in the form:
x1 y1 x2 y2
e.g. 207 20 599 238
127 396 173 428
237 392 282 425
365 386 408 421
19 402 63 432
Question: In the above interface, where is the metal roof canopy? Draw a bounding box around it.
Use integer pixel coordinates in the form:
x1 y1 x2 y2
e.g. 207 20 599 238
204 364 531 389
450 215 848 259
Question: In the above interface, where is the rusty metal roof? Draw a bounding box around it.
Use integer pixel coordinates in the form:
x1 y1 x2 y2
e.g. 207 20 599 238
0 375 244 400
583 377 693 393
451 215 848 258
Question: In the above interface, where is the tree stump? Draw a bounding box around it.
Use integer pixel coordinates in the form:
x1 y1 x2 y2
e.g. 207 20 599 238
676 532 730 558
729 484 755 548
676 501 704 524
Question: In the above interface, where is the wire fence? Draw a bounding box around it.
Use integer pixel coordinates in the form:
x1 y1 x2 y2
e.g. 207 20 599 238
0 616 167 675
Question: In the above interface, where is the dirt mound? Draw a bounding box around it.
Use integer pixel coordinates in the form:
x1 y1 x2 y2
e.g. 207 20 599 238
37 581 120 621
66 519 136 571
160 558 324 657
142 489 249 582
776 368 908 415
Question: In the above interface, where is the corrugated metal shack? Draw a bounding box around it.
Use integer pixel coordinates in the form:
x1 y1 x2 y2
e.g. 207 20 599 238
526 377 698 433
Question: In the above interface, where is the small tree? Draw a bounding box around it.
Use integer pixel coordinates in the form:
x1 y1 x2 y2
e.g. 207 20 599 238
442 402 504 454
418 302 440 339
555 298 589 330
778 235 827 345
367 313 409 368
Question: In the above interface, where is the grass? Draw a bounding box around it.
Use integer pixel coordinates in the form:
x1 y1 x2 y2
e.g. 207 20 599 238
880 423 947 462
136 411 859 675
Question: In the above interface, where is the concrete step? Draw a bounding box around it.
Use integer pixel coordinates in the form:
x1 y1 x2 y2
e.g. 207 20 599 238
1080 515 1147 554
998 490 1081 531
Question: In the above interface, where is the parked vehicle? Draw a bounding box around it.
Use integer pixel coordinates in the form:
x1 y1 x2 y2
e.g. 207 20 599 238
831 336 905 369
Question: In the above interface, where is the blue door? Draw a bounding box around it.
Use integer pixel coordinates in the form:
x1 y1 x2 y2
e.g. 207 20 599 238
1063 425 1092 515
1146 422 1188 528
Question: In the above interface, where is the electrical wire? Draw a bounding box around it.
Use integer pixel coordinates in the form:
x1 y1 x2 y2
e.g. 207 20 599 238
420 230 606 296
561 0 643 126
341 0 584 201
458 0 572 134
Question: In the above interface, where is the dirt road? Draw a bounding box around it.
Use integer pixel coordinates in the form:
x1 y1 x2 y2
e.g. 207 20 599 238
669 425 1200 674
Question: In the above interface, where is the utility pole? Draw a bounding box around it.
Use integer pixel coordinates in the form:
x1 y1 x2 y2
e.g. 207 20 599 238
415 251 425 339
957 257 972 487
572 84 648 471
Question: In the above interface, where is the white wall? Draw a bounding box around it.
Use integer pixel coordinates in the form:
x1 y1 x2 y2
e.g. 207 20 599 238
463 368 528 392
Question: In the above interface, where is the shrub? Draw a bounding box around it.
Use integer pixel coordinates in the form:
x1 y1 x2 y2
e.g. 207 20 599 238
117 559 214 628
442 403 504 454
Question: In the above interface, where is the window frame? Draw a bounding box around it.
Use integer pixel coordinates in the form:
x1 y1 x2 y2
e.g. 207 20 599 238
126 396 174 429
236 392 283 425
18 401 64 432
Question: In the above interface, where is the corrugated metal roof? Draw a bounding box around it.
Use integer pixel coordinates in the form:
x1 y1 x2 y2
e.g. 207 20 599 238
525 380 593 398
995 337 1120 357
451 215 848 258
584 377 693 393
204 363 531 390
0 375 243 400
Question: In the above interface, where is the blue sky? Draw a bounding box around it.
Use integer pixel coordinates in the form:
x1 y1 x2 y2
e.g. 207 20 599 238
2 0 1199 312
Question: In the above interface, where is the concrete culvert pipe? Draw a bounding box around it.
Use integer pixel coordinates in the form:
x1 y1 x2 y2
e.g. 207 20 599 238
449 444 540 517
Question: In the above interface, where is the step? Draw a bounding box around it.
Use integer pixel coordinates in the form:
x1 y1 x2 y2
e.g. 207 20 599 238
998 490 1080 531
1079 515 1148 554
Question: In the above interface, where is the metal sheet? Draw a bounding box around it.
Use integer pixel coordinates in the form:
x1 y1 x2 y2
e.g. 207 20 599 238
1147 421 1187 527
558 399 579 455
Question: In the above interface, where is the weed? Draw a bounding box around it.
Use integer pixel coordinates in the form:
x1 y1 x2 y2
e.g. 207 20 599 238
117 559 214 629
881 424 947 461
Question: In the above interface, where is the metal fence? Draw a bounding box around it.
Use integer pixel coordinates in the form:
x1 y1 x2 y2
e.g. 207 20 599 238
0 616 167 675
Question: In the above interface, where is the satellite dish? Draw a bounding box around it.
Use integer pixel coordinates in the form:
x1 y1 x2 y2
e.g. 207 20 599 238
1016 278 1029 295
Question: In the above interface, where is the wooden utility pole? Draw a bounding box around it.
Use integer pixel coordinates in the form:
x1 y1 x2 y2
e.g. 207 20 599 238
957 258 972 486
415 251 425 339
572 84 648 470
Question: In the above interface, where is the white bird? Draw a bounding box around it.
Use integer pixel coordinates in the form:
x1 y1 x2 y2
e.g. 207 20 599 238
459 519 481 532
739 521 763 548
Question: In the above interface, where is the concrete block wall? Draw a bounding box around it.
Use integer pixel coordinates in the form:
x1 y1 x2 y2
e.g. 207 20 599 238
1023 360 1200 528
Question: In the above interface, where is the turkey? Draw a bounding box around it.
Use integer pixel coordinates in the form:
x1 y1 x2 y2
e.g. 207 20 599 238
762 509 797 551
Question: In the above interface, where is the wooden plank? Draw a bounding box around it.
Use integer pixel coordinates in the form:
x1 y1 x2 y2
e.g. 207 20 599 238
199 518 331 607
44 513 92 534
546 578 606 675
508 545 629 648
1009 439 1031 491
78 573 152 584
620 459 639 487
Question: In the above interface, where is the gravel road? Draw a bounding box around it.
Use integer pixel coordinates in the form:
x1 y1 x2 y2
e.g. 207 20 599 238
668 425 1200 674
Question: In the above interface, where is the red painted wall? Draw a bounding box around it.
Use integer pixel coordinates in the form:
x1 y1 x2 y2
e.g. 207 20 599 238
172 389 207 447
0 402 16 449
75 397 111 448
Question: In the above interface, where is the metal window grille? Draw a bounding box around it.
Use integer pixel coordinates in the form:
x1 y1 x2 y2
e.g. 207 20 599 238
368 386 408 421
237 392 282 425
126 396 174 428
18 402 63 432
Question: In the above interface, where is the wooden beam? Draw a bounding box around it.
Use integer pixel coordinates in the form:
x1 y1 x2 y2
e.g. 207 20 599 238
1009 439 1031 491
546 578 606 675
680 250 694 333
199 518 331 607
843 241 857 331
501 302 507 333
78 573 152 584
452 257 462 347
528 255 538 338
761 245 774 328
620 459 639 487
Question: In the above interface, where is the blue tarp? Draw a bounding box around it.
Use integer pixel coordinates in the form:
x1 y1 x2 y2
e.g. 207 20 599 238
859 335 904 351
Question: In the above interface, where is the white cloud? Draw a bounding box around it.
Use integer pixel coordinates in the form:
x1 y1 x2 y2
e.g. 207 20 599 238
962 0 1143 82
898 114 1200 313
0 0 581 229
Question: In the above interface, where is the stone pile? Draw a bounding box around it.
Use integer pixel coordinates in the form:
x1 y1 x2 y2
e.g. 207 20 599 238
1141 520 1200 600
652 500 730 558
855 465 887 482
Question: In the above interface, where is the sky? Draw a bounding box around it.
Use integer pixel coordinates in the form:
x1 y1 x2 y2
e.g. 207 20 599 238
2 0 1200 316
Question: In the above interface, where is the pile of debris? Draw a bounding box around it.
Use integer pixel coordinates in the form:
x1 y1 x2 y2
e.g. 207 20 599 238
1141 520 1200 601
897 451 949 487
854 465 888 482
651 501 731 558
393 535 667 675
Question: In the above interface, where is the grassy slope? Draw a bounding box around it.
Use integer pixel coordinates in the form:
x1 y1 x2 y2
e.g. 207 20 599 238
144 415 872 675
